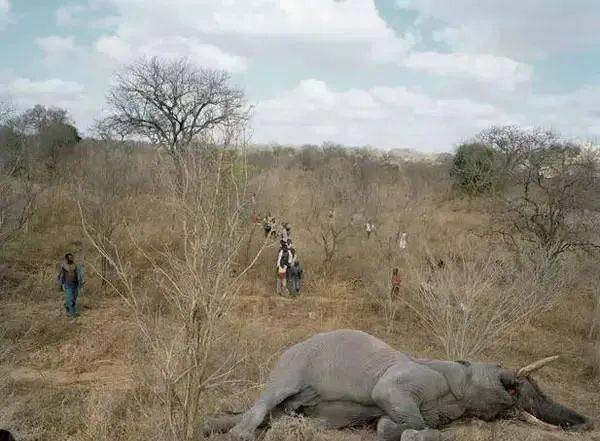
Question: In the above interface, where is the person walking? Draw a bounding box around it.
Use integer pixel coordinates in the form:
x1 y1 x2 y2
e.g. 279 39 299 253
390 267 401 300
286 239 296 262
281 222 292 242
288 260 303 296
398 232 407 250
365 220 375 239
276 240 291 296
57 253 84 318
281 223 289 242
263 213 274 238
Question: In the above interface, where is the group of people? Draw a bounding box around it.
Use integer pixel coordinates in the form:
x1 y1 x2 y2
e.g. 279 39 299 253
261 213 293 241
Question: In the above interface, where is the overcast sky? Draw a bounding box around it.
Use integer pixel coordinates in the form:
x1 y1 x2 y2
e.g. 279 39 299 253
1 0 599 152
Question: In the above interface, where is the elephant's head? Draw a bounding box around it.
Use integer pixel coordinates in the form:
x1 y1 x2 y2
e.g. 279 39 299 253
459 356 593 431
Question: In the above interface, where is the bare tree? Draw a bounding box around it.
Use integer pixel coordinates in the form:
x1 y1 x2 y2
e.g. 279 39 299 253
90 117 130 142
305 154 358 271
0 99 14 125
0 102 39 245
81 136 267 440
76 147 144 285
14 104 71 134
367 275 399 336
585 284 600 378
474 127 600 265
476 125 556 172
104 57 249 192
404 240 570 360
0 160 37 246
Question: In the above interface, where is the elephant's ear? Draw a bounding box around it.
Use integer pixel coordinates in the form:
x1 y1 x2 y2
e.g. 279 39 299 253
443 361 471 400
425 360 470 400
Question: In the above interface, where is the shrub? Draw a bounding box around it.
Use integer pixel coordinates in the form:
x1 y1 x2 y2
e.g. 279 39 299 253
451 142 499 195
404 240 570 359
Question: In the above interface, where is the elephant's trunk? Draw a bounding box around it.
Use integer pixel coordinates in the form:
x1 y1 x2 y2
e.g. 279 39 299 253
515 376 593 431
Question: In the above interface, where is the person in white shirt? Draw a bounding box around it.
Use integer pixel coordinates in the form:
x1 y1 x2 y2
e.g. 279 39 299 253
398 232 407 250
276 240 291 296
365 220 375 239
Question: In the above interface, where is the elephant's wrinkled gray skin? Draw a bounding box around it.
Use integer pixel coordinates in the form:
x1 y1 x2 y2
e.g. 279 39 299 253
205 330 592 441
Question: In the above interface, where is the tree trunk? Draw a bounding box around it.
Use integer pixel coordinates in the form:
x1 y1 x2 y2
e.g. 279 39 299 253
171 150 187 197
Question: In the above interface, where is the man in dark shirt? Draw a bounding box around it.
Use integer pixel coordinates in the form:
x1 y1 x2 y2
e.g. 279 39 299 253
57 253 84 318
288 260 303 296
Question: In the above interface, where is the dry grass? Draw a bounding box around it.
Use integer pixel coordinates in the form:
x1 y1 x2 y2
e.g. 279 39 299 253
0 146 599 441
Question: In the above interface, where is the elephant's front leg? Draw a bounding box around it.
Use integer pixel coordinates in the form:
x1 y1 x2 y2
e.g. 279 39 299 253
377 417 441 441
372 375 440 441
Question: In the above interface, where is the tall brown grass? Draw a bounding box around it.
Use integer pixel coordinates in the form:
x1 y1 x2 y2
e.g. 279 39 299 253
0 142 598 440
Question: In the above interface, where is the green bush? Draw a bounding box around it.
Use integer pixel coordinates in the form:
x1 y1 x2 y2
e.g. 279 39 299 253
451 142 498 195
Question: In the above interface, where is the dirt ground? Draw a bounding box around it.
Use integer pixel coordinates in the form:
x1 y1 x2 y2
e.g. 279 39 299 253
1 270 599 440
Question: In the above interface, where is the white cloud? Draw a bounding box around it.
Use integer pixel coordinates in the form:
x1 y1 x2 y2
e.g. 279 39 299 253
402 52 532 90
4 77 101 133
96 35 248 73
254 79 504 150
56 3 85 27
111 0 402 42
36 36 78 64
9 78 84 107
398 0 600 57
530 85 600 140
0 0 11 30
95 0 527 88
57 1 116 29
94 0 413 70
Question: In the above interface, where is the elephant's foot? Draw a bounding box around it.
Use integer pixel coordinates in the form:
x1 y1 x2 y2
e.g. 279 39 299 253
401 429 442 441
377 417 441 441
202 413 243 436
229 426 256 441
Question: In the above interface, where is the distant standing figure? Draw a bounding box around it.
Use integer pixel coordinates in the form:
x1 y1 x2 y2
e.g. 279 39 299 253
281 223 290 243
398 232 407 250
328 209 335 227
365 220 375 239
276 240 291 296
57 253 84 317
288 260 303 296
263 213 274 238
269 217 278 238
0 430 16 441
391 267 401 300
287 239 296 265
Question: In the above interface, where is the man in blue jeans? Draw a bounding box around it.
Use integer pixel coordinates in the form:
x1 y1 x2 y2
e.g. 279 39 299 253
57 253 84 317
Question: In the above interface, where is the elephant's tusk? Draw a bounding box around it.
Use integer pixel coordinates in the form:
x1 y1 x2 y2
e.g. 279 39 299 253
519 411 560 431
517 355 560 377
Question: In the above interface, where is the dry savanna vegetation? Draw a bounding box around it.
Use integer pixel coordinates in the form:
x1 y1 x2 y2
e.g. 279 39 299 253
0 57 599 441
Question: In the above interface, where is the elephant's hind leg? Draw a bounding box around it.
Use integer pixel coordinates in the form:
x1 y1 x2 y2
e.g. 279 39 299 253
377 417 441 441
202 412 243 436
303 401 383 429
230 385 302 440
280 386 320 413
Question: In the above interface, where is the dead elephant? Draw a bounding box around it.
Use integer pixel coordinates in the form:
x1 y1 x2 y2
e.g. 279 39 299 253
204 329 593 441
